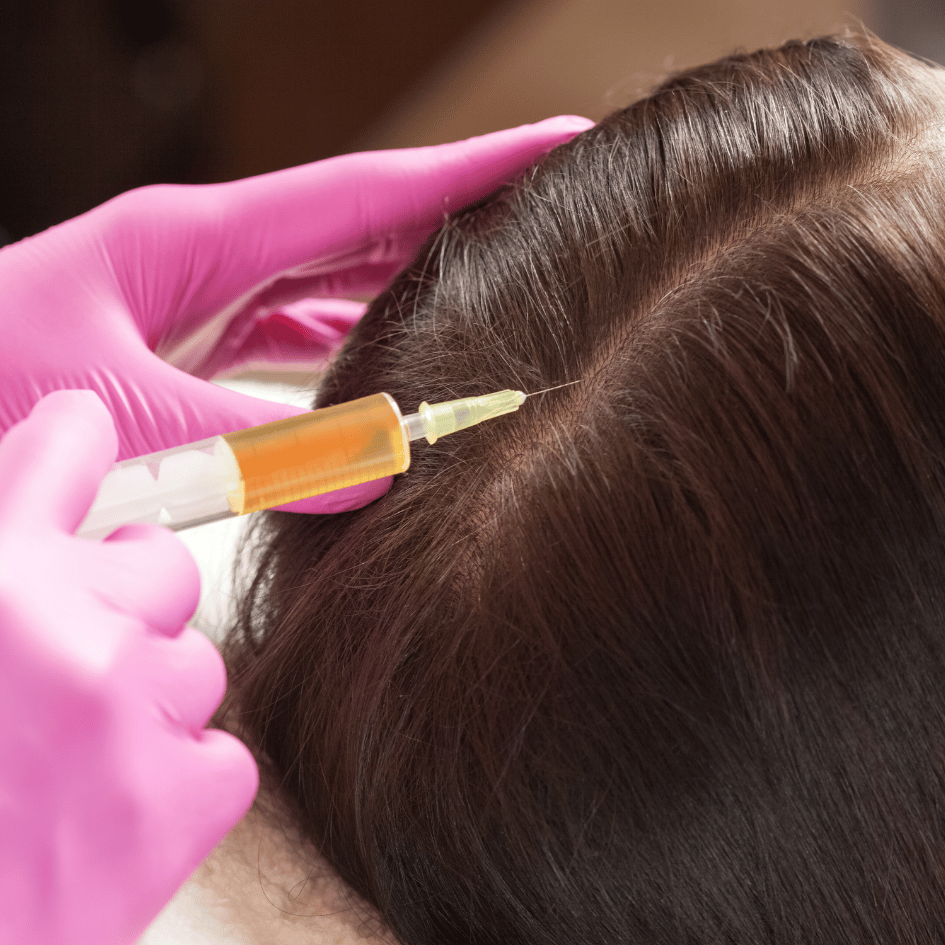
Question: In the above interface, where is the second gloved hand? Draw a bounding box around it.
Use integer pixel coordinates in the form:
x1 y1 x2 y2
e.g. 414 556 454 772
0 389 257 945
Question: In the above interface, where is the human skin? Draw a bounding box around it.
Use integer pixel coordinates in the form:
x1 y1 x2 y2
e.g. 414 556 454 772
140 803 400 945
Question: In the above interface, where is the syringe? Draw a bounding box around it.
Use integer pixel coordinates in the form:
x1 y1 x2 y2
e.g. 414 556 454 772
75 389 526 541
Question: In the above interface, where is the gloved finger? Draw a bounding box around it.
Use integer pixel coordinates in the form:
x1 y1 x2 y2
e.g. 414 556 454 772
247 263 399 308
189 297 366 381
88 352 313 461
158 728 258 864
128 724 258 905
270 474 392 514
132 356 317 448
158 266 392 378
135 626 227 733
97 523 201 635
184 117 594 320
278 225 432 279
245 260 405 310
0 390 118 534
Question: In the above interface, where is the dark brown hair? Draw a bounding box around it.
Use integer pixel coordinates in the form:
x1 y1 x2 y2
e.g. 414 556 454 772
217 32 945 944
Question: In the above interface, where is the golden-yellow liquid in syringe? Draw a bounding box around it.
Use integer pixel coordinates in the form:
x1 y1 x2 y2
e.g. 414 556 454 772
223 393 408 515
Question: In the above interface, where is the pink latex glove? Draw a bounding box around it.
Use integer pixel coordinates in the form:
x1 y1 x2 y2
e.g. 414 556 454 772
0 117 592 515
0 389 256 945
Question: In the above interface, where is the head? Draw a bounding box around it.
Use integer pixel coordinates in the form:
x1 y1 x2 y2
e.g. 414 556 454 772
217 31 945 944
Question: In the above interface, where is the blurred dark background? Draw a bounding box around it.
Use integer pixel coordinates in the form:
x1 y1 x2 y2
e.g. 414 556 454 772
0 0 508 242
0 0 930 245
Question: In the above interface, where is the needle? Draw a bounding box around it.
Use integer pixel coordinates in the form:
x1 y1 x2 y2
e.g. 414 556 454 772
524 379 583 397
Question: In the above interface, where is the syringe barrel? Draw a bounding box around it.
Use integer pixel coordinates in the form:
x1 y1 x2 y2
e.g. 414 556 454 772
76 393 410 541
222 392 409 514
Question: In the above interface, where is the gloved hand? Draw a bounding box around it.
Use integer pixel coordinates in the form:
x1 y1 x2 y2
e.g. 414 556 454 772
0 116 592 515
0 389 256 945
